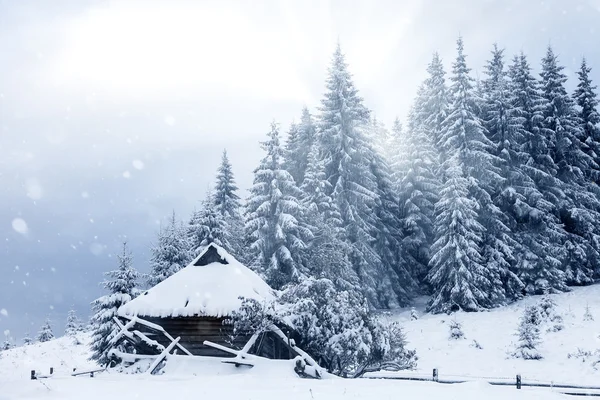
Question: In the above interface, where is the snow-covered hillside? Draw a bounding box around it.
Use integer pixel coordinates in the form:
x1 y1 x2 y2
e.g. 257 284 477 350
385 284 600 385
0 333 96 381
3 286 600 399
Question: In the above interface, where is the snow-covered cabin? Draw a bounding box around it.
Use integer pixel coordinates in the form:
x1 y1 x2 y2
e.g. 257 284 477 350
115 244 296 359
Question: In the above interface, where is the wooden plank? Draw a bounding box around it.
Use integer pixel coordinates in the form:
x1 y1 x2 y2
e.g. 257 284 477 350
146 337 180 375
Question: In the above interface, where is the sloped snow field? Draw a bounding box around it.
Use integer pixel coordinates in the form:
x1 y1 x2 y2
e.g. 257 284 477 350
382 284 600 386
3 285 600 399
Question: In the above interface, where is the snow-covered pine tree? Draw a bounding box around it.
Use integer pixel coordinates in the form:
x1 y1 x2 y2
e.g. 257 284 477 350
448 319 465 340
147 211 191 287
446 40 515 306
573 58 600 183
213 149 245 260
245 121 313 289
284 108 317 186
368 129 417 306
388 118 408 189
427 159 490 313
427 37 505 312
65 308 80 337
22 332 32 345
300 143 359 291
188 191 230 255
584 304 594 321
89 242 140 365
37 319 54 343
316 43 398 308
398 85 441 286
2 338 12 350
214 149 242 218
480 45 527 300
513 305 542 360
507 52 566 294
540 47 600 284
420 52 450 167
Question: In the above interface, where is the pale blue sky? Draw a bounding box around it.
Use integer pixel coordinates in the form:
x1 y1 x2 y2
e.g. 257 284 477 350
1 0 599 340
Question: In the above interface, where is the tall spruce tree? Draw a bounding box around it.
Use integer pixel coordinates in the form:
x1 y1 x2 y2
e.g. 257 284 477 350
147 211 191 287
301 143 359 291
421 52 450 166
214 150 242 218
507 52 566 294
428 37 507 311
367 120 417 305
540 47 600 284
245 122 313 289
573 58 600 183
90 242 139 365
398 86 442 287
284 108 317 186
316 43 403 307
427 160 490 313
213 149 245 260
480 45 526 300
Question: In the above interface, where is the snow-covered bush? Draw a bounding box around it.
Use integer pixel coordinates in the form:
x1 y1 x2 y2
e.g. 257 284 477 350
448 320 464 340
470 340 483 349
231 278 417 377
410 308 419 321
2 338 12 350
538 296 564 332
22 333 32 346
37 319 54 343
584 304 594 321
512 306 542 360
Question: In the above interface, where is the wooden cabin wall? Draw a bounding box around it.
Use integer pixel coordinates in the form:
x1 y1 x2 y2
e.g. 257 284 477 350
131 316 251 357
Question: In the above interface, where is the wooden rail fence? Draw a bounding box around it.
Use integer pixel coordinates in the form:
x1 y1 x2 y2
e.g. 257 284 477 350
365 368 600 397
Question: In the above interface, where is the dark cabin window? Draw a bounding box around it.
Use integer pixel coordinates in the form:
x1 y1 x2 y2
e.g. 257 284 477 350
193 245 229 266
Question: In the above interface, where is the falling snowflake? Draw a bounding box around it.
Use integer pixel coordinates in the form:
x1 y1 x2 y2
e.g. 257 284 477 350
11 218 28 235
132 159 145 170
25 179 43 200
122 171 131 179
0 309 7 317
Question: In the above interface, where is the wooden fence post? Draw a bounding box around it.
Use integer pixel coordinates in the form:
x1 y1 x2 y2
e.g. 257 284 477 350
50 367 53 375
90 371 94 378
30 370 36 380
433 368 438 382
516 374 521 389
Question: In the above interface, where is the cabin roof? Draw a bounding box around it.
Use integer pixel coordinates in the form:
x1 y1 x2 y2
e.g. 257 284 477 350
118 244 275 318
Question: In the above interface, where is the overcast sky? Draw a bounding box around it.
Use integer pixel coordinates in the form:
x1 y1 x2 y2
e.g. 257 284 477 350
1 0 600 340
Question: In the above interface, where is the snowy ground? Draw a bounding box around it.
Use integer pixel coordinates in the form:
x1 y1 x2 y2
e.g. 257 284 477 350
3 286 600 399
383 284 600 386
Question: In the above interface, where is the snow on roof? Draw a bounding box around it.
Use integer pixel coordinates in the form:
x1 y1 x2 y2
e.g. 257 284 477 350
118 244 275 318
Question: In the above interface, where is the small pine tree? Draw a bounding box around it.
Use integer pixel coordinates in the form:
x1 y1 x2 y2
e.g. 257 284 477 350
65 308 80 337
2 338 12 350
584 304 594 321
410 308 419 321
89 242 140 366
22 332 32 346
513 306 542 360
449 319 465 340
37 319 54 343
